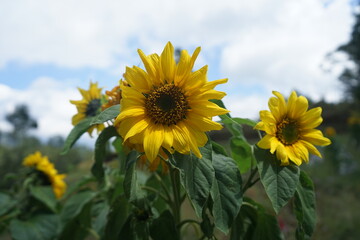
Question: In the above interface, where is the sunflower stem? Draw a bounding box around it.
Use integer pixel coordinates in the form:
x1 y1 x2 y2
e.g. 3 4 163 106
169 164 182 226
243 167 258 193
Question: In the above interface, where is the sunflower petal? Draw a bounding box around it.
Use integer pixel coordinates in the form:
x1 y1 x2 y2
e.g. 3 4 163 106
302 129 331 146
144 125 165 162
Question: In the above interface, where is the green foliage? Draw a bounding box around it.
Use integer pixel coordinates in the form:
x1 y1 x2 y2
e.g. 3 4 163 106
29 186 57 213
294 171 316 240
61 117 95 155
91 126 119 183
255 147 300 213
169 142 215 217
210 151 242 233
91 104 120 125
10 214 60 240
1 92 322 240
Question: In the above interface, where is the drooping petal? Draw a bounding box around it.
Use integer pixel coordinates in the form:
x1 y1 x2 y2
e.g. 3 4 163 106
276 144 289 165
298 140 322 158
144 124 165 162
172 124 190 154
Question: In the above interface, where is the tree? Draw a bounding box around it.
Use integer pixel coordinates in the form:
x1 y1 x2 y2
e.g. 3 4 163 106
5 104 37 141
336 1 360 106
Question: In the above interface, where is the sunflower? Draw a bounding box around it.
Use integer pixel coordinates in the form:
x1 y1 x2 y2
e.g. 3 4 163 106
23 151 67 199
254 91 331 166
70 82 105 136
115 42 229 162
102 83 122 110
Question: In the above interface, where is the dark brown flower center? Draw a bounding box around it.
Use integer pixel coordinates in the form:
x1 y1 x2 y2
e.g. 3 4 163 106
145 84 189 126
86 99 101 116
276 118 300 145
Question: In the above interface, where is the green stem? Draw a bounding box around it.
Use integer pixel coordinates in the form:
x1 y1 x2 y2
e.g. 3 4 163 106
154 172 173 205
170 165 181 225
141 186 171 204
243 167 258 193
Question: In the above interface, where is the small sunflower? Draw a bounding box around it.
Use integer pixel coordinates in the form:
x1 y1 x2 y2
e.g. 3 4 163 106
70 82 105 136
23 151 67 199
115 42 229 162
255 91 331 166
102 83 122 110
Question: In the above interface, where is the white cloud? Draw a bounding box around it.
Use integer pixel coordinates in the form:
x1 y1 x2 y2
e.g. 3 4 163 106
220 0 353 102
0 77 95 145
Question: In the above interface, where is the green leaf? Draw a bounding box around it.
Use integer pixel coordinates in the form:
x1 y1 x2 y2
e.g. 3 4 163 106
220 114 244 137
30 186 57 213
252 211 283 240
61 117 95 155
231 137 254 174
169 142 215 216
59 202 93 240
294 171 316 240
255 147 300 213
210 152 243 234
118 216 135 240
230 201 257 240
91 104 120 125
104 195 131 240
200 208 215 238
211 140 228 156
124 151 146 204
61 190 97 223
150 210 179 240
0 192 15 216
10 214 60 240
92 201 109 238
231 117 257 128
91 126 119 182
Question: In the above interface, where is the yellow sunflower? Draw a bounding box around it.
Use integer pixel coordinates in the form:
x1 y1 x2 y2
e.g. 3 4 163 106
102 83 122 111
23 152 67 199
115 42 229 162
70 82 105 136
255 91 331 166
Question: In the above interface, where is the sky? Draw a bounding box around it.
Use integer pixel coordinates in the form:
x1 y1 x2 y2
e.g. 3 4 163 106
0 0 355 145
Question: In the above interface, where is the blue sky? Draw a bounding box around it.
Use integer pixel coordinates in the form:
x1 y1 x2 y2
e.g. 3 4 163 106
0 0 355 144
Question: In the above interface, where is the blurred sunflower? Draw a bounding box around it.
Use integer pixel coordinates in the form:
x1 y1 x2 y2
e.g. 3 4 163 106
102 83 122 110
255 91 331 166
23 151 67 199
115 42 228 162
70 82 105 136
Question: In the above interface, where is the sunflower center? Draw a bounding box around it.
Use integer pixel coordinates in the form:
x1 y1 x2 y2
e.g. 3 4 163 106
86 99 101 116
276 118 300 145
37 171 52 186
145 84 188 126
